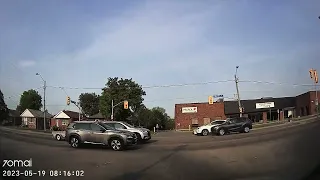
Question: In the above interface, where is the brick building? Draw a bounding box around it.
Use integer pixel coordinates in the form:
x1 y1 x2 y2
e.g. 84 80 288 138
51 110 84 130
174 90 319 130
175 102 226 129
296 91 320 116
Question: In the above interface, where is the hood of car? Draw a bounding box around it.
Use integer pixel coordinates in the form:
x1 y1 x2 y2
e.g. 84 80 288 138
112 129 134 136
127 127 149 132
199 124 219 129
137 127 149 132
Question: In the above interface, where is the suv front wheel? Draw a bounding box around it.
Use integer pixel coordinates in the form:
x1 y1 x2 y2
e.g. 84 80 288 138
218 128 226 136
243 126 250 133
70 136 80 148
109 138 124 151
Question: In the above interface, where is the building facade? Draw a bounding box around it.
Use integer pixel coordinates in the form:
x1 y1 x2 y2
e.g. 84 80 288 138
175 102 226 129
174 90 319 130
20 109 52 130
224 97 296 123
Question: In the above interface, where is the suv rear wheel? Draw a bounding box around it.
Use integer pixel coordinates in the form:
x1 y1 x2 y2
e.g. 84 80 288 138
109 138 124 151
56 134 62 141
70 136 80 148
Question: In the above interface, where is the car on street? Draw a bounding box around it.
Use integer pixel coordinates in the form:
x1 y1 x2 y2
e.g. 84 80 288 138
52 130 65 141
193 120 226 136
103 121 151 142
65 121 138 151
211 117 253 136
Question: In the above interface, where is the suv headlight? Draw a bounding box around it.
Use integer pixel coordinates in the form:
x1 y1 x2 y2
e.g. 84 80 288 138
127 135 133 139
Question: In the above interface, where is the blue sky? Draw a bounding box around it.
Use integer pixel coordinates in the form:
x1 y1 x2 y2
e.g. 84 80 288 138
1 0 319 117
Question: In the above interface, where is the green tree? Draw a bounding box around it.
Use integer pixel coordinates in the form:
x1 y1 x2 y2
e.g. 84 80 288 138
0 89 9 122
79 93 100 116
151 107 171 129
136 106 173 130
99 77 146 121
18 89 42 112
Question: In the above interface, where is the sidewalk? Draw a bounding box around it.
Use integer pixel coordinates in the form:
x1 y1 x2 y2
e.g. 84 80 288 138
0 126 53 136
176 115 319 132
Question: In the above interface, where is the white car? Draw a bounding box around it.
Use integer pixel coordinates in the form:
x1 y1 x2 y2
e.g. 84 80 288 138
193 120 226 136
103 121 151 142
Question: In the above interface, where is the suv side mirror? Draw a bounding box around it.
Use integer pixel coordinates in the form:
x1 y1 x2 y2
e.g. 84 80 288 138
100 129 106 133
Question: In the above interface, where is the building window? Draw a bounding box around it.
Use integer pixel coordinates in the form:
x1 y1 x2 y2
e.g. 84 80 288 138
203 118 210 125
62 120 69 126
191 118 198 124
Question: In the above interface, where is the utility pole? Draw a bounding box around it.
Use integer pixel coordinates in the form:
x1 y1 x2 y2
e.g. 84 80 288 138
235 66 242 117
71 100 82 121
111 100 114 120
36 73 46 130
78 102 81 121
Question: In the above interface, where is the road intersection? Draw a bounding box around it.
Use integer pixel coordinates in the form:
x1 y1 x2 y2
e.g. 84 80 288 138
1 117 320 180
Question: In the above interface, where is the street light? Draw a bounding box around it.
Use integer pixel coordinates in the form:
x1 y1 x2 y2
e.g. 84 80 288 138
36 73 47 130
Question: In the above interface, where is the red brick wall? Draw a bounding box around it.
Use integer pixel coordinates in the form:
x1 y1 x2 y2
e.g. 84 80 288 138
175 102 226 129
51 118 76 130
309 91 320 115
295 92 311 116
27 118 36 129
295 91 320 116
262 112 267 123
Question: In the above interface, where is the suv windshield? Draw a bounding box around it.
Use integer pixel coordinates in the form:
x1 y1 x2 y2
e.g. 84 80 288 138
211 121 225 125
99 123 116 130
122 122 134 128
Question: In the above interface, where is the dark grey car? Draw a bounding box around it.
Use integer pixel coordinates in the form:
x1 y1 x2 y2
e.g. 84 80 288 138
211 117 253 136
65 121 137 151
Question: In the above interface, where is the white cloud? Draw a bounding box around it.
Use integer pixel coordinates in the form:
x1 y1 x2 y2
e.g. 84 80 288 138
18 60 36 67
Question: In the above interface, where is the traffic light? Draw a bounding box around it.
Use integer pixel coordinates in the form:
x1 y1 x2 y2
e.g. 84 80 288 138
208 96 214 104
309 69 315 80
67 96 70 105
124 100 128 109
314 70 318 83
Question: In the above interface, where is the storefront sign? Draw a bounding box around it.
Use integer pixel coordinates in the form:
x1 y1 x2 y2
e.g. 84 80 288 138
256 102 275 109
182 107 197 113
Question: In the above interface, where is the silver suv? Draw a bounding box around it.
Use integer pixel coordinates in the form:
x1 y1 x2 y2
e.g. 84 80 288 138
103 121 151 142
65 121 137 151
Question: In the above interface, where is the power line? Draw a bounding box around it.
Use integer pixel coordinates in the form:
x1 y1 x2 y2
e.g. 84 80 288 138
45 80 234 90
239 80 318 87
45 80 318 90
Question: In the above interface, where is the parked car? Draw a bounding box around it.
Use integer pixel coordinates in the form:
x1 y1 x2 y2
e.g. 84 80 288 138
211 117 253 136
193 120 226 136
103 121 151 142
52 131 66 141
65 121 137 151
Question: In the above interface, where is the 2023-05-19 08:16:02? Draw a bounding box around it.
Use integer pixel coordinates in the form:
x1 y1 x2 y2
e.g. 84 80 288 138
2 170 85 177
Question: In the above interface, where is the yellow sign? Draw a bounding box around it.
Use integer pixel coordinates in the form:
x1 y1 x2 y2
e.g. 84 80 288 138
208 96 214 104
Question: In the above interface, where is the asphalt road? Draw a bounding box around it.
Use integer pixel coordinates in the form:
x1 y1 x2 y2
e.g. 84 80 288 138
1 119 320 180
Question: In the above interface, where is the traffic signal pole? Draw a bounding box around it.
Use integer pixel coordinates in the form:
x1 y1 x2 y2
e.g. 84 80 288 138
111 100 128 121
